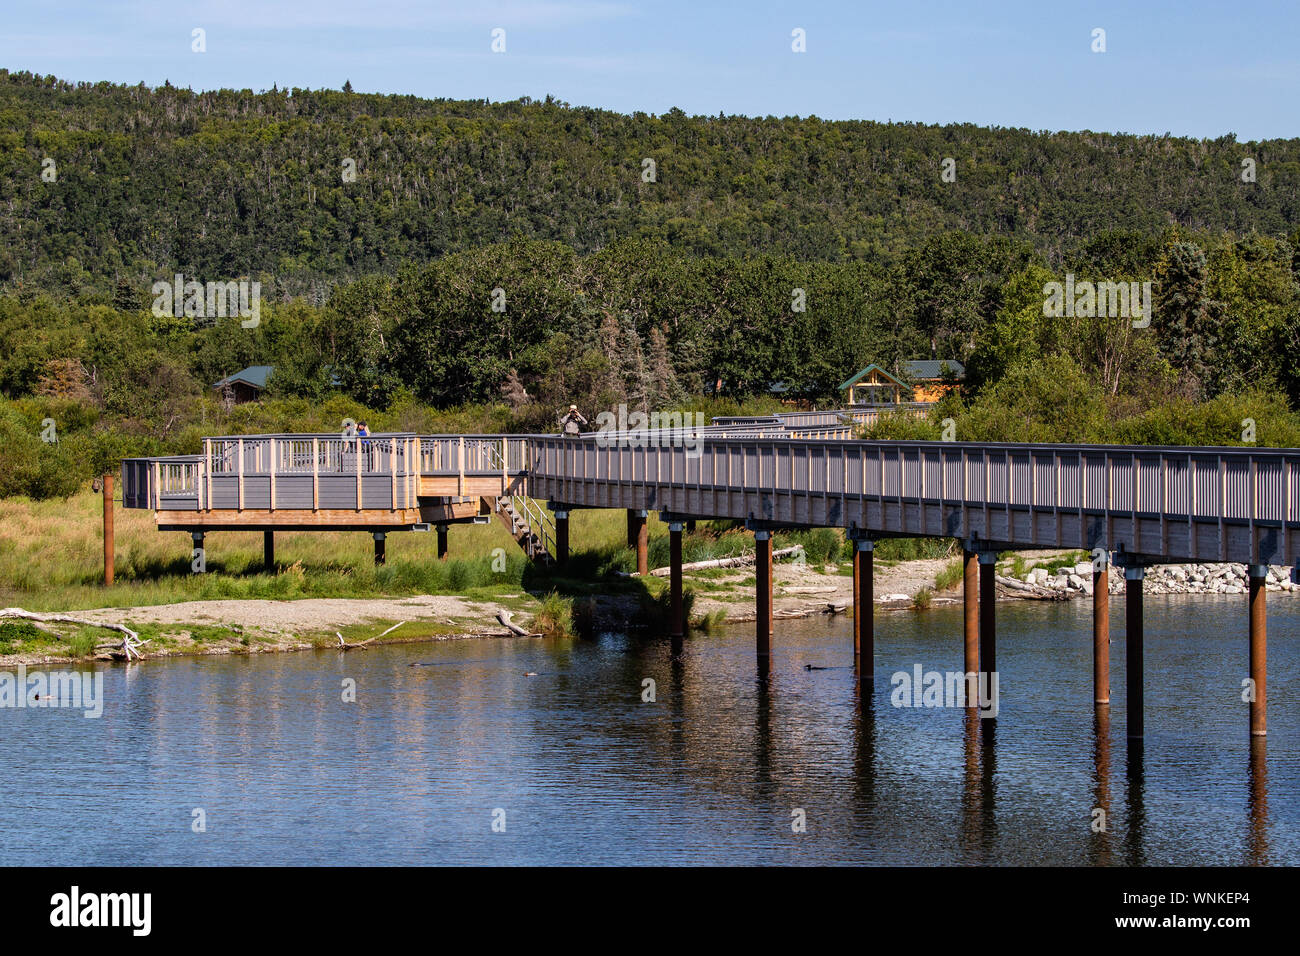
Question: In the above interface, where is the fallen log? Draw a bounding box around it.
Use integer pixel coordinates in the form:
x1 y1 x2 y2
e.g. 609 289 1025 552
646 545 805 577
0 607 149 660
779 585 837 595
994 575 1068 600
497 610 542 638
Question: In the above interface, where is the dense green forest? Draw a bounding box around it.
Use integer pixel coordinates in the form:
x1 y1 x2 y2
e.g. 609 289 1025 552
4 69 1299 292
1 71 1298 499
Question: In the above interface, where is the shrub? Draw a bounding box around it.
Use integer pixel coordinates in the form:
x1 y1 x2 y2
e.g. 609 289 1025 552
532 591 574 639
934 559 964 591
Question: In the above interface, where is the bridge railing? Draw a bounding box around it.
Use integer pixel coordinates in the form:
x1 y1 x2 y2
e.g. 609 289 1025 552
419 435 530 476
527 435 1300 560
124 433 423 512
711 406 932 428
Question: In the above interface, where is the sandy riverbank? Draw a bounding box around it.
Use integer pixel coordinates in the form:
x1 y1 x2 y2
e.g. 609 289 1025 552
4 550 1291 667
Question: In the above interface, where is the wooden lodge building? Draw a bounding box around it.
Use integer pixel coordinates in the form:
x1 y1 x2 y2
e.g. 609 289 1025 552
840 360 965 406
213 365 273 406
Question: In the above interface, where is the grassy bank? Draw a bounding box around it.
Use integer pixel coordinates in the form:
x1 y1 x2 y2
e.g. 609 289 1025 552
0 491 915 612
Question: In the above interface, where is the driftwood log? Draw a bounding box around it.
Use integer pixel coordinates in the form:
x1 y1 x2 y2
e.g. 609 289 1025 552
645 545 805 578
336 621 405 650
995 575 1069 600
497 610 542 638
0 607 150 660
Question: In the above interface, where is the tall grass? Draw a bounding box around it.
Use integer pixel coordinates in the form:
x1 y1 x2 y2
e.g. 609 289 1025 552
0 492 686 610
0 491 598 610
934 558 964 591
531 592 575 639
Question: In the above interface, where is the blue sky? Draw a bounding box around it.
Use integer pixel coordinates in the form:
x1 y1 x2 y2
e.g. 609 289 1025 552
3 0 1296 140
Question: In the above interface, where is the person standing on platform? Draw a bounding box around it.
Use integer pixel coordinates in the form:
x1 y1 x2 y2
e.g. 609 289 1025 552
559 405 588 437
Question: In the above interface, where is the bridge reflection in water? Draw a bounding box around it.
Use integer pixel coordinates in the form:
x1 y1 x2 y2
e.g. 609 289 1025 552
5 602 1285 864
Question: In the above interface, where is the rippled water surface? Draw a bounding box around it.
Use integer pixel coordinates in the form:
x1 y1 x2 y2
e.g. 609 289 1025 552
2 594 1295 865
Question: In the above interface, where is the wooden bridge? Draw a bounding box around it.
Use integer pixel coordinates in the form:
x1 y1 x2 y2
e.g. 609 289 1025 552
121 411 1299 739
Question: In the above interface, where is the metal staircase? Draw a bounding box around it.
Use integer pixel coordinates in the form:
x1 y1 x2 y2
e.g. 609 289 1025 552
488 494 556 565
479 439 555 565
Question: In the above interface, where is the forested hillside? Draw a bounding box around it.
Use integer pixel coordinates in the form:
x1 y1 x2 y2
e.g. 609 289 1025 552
2 70 1299 499
3 69 1298 294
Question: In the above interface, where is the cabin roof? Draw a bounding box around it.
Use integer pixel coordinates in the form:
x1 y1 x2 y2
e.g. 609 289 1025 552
213 365 273 390
838 364 908 391
901 359 965 380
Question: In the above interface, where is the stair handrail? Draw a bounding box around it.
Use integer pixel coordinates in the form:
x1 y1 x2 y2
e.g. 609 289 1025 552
512 493 555 558
483 440 555 559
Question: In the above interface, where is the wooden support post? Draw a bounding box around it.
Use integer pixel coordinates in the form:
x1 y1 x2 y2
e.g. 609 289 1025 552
632 510 649 576
191 531 205 574
102 473 114 587
1094 552 1110 705
669 521 684 638
373 531 386 567
626 509 636 548
555 511 570 566
1125 566 1144 739
263 530 274 571
268 437 276 512
978 551 997 699
389 438 397 511
685 519 696 533
755 529 773 660
963 547 978 706
312 437 320 512
457 436 465 497
853 537 873 674
436 524 449 561
1248 565 1267 737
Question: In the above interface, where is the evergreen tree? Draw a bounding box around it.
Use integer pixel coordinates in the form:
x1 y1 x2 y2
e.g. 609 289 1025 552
1155 241 1223 397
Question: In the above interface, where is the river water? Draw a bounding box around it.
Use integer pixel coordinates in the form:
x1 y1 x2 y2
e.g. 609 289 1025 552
2 594 1294 865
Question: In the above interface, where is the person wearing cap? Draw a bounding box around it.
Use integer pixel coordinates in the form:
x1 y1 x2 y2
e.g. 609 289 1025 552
558 404 588 437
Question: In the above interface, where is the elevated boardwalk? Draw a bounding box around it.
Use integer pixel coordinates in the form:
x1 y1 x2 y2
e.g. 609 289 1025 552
123 424 1300 566
532 435 1300 566
119 411 1296 739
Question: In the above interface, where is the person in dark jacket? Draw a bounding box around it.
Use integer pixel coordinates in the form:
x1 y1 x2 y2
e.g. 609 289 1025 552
559 405 588 436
